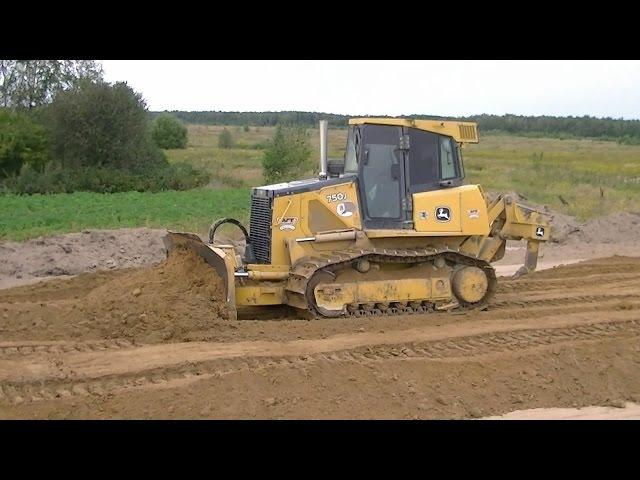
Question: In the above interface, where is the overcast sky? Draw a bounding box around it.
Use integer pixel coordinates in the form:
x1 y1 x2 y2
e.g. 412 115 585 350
101 60 640 119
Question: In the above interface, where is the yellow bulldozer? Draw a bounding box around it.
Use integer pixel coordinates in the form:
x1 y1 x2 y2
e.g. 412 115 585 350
165 118 550 320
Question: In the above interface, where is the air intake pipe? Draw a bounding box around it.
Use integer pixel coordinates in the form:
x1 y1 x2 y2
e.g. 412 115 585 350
319 119 328 179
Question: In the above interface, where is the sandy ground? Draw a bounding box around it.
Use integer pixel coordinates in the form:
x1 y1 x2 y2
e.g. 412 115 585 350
1 255 640 419
3 210 639 291
0 228 167 290
494 240 640 276
1 209 640 419
484 403 640 420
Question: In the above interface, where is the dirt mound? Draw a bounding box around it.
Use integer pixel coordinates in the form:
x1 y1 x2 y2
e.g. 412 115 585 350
573 212 640 244
496 192 640 244
0 228 168 289
540 210 582 244
0 246 229 344
80 245 229 342
485 191 640 245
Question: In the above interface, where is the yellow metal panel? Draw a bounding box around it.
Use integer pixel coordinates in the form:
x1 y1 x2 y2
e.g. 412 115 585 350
271 195 302 265
459 186 490 236
270 181 361 266
365 230 463 238
412 185 489 236
413 189 462 233
348 118 479 143
302 182 361 232
236 285 286 306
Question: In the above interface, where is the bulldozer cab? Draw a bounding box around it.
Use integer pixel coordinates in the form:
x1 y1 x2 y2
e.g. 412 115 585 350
343 119 477 229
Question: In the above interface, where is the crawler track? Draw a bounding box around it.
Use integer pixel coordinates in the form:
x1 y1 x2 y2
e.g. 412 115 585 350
286 248 497 318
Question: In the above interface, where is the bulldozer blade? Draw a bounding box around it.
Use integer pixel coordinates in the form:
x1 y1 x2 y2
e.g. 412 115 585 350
163 231 236 315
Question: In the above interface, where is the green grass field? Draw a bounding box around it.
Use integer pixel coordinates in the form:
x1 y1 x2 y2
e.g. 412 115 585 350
464 135 640 220
165 124 348 187
0 188 250 241
2 124 639 241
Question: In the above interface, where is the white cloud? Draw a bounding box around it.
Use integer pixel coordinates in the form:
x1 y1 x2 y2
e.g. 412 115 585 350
101 60 640 119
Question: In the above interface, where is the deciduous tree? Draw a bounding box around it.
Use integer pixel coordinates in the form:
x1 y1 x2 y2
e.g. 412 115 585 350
262 125 312 184
0 60 103 110
152 113 188 149
45 80 164 171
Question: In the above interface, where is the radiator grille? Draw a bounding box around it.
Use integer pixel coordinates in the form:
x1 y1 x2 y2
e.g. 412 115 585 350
458 124 477 141
249 194 273 264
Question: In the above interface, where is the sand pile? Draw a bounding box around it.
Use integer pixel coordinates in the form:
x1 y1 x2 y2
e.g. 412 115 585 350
573 212 640 244
0 228 168 288
79 245 229 342
487 191 640 245
0 246 229 344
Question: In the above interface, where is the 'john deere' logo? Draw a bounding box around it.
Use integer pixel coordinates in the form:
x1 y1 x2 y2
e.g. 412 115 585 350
535 226 545 237
435 206 451 222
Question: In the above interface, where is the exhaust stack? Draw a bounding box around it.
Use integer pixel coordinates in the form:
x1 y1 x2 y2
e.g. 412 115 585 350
319 119 328 179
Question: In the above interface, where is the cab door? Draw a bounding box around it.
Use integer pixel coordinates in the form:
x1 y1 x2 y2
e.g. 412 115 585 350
405 127 463 232
358 124 409 229
404 127 441 195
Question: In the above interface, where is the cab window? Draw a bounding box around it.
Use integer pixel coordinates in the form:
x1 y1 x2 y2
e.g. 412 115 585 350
360 124 402 219
344 127 359 173
439 136 456 179
406 128 439 192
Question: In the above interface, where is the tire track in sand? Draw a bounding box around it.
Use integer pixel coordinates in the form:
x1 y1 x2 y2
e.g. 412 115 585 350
2 256 640 406
0 339 137 357
1 315 639 405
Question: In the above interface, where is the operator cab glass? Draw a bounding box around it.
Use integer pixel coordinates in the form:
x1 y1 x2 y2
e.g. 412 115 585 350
344 126 359 174
347 124 465 229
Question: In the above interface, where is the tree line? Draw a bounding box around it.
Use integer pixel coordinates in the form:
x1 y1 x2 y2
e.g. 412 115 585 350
1 61 202 194
158 111 351 128
159 111 640 142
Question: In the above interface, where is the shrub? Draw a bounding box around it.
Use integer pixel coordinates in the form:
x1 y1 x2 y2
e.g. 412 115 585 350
262 125 313 184
618 135 640 145
243 124 250 132
2 162 209 194
44 80 166 172
1 81 210 194
218 128 234 149
0 108 50 178
152 113 188 149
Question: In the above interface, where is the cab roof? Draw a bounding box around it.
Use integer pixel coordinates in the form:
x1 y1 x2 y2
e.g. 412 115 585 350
348 118 479 144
